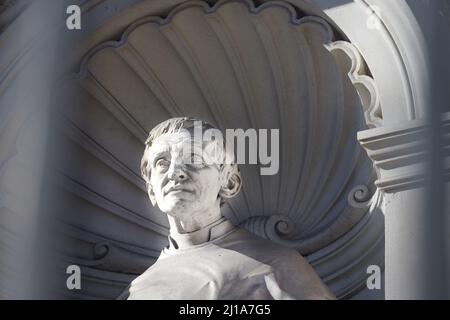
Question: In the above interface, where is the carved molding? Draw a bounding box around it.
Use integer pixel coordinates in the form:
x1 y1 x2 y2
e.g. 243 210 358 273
358 112 450 193
327 41 383 129
61 234 159 275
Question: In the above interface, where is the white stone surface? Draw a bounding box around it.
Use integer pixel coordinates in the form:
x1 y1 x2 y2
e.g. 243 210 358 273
120 118 334 299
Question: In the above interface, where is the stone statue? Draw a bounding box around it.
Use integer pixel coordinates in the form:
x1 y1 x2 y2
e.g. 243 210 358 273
118 117 335 300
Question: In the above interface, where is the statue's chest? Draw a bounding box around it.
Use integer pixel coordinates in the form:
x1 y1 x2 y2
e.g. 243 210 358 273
128 246 275 299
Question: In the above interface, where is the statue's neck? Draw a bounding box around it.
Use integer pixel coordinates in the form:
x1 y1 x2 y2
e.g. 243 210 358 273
167 205 222 234
167 213 234 249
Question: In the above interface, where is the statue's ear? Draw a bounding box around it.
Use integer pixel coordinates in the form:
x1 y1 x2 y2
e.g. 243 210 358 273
219 164 242 202
146 181 157 207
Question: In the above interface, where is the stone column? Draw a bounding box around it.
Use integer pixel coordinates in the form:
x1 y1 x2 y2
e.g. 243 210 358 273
358 114 450 299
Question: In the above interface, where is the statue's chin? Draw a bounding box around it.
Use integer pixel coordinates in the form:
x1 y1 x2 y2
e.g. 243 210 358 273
159 200 192 217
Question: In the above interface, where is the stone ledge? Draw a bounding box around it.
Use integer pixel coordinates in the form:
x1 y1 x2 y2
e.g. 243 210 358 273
358 112 450 193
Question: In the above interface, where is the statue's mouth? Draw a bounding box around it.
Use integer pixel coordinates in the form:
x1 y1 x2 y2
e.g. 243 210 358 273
164 185 193 196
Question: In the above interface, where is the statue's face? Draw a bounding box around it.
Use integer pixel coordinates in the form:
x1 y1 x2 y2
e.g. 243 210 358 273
146 131 223 218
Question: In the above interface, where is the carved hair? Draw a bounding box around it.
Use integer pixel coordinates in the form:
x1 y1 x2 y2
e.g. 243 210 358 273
141 117 241 206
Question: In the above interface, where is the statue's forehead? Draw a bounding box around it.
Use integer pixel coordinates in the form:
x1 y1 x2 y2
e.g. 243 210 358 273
152 132 192 145
148 132 209 155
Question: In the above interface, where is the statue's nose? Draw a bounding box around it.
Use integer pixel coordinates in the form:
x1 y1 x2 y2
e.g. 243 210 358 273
167 162 187 182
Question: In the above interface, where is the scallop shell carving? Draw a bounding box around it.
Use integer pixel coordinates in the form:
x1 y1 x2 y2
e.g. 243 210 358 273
60 0 384 299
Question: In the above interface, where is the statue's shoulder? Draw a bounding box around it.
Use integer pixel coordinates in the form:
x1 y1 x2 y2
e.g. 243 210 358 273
218 227 307 262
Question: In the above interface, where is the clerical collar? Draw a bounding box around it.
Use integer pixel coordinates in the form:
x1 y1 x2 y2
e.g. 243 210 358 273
167 217 235 250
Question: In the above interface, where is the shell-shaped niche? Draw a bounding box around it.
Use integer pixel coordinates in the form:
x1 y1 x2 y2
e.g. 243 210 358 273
59 0 384 299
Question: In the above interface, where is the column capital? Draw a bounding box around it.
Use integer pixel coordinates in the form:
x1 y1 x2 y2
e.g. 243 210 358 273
358 112 450 193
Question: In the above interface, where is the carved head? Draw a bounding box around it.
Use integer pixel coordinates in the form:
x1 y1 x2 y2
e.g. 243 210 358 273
140 117 241 218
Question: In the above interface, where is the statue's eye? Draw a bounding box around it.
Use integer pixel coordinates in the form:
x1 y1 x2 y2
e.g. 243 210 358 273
155 158 170 169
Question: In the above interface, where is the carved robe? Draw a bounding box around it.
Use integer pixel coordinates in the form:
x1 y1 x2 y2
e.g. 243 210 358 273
118 218 335 300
